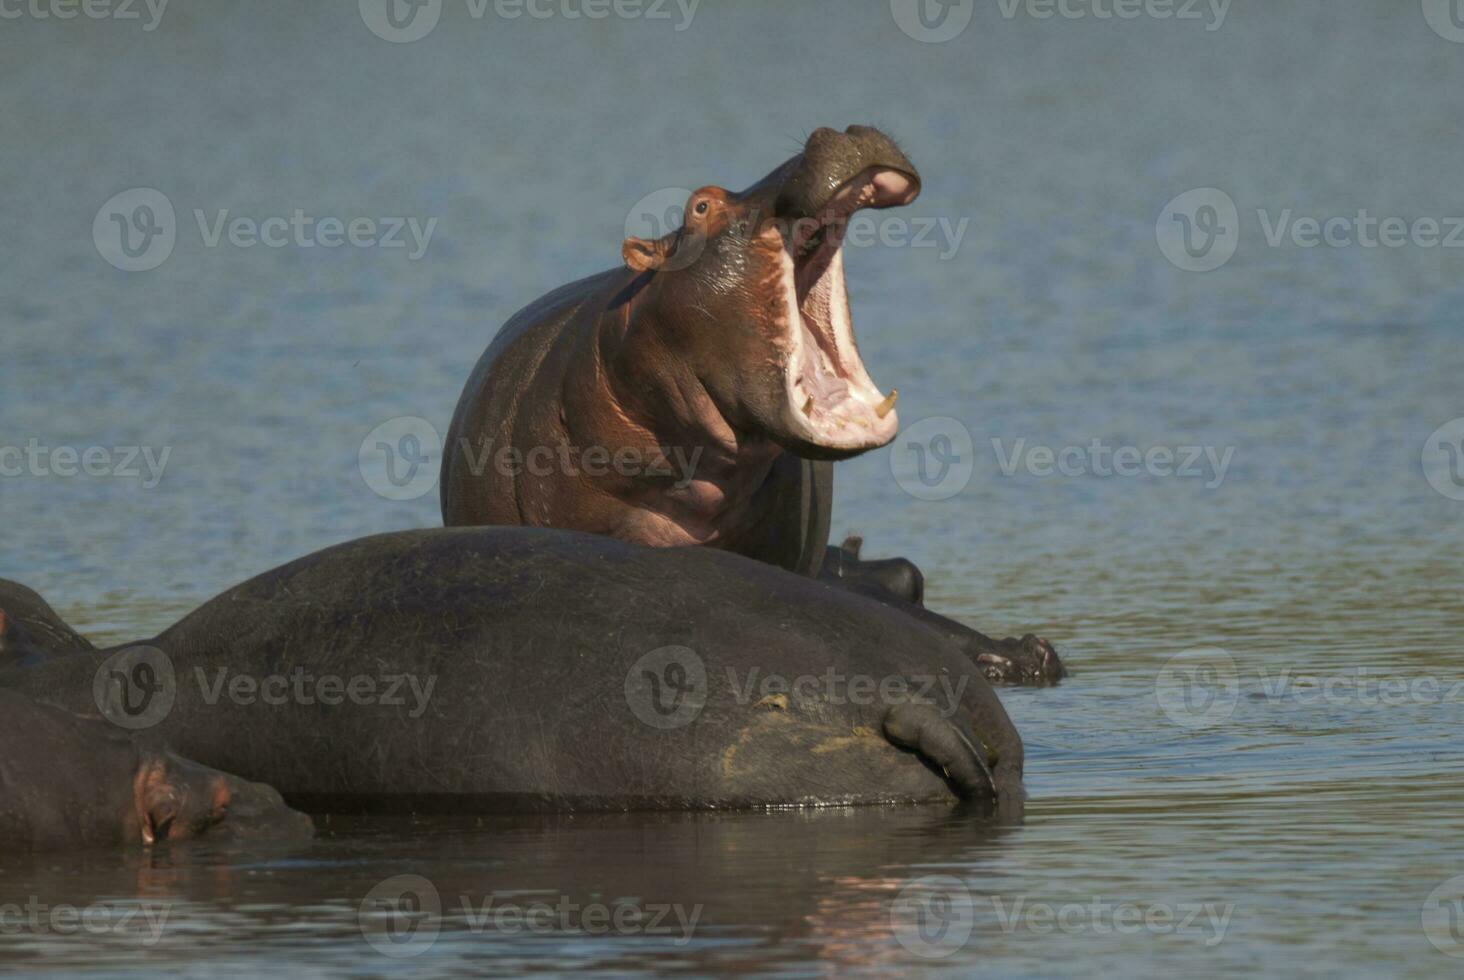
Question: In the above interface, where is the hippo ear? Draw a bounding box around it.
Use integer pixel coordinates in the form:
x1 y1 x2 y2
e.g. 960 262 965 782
138 757 232 844
622 232 674 273
136 760 181 845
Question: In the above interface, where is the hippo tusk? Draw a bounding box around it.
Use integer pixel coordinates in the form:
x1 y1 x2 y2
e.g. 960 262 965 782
802 396 815 418
874 390 898 419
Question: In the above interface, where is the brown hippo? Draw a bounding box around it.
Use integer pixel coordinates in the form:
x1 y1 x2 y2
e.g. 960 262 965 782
0 689 312 852
440 126 1062 684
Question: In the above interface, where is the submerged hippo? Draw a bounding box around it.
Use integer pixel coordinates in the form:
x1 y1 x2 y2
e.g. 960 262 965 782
439 126 1062 684
0 690 311 851
2 528 1025 813
0 577 95 669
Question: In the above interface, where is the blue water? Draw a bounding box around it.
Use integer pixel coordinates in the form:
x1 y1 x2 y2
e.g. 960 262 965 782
2 0 1463 975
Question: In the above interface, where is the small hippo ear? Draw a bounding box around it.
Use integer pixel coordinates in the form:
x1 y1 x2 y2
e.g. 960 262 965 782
209 776 231 824
622 233 672 273
135 760 180 846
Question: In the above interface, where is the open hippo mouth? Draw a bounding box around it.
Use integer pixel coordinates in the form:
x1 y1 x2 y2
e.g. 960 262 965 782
778 166 919 456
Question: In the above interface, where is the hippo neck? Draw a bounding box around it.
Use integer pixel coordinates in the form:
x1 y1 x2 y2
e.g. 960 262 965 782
553 286 785 547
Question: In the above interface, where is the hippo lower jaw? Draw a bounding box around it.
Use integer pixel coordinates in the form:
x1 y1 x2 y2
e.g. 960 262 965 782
775 167 915 458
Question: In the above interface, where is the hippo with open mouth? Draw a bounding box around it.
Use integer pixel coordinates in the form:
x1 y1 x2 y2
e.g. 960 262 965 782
440 126 1063 684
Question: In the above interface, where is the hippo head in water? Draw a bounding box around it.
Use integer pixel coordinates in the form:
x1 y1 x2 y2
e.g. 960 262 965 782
621 125 920 460
0 689 312 851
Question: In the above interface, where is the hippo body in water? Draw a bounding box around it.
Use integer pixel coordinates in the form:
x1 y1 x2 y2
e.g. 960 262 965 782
0 578 95 669
440 126 1062 685
0 689 311 851
2 528 1024 813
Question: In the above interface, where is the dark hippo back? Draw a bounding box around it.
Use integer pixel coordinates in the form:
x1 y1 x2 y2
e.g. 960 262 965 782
6 528 1023 813
0 578 94 669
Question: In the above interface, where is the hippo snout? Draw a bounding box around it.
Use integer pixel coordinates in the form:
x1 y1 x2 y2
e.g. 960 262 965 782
774 125 922 220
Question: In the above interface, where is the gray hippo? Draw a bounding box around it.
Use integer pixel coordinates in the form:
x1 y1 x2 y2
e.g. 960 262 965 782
438 125 1062 685
1 528 1025 813
0 577 95 669
0 689 311 851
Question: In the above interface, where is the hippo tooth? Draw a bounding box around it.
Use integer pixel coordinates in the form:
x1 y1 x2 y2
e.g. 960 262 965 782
875 389 898 419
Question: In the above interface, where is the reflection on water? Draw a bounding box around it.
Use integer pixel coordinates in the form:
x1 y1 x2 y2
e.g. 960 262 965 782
3 0 1463 974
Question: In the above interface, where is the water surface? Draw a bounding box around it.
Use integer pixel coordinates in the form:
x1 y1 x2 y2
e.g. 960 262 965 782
2 1 1462 975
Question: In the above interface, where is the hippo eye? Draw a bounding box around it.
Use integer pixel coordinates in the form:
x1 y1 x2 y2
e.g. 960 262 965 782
693 200 709 216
